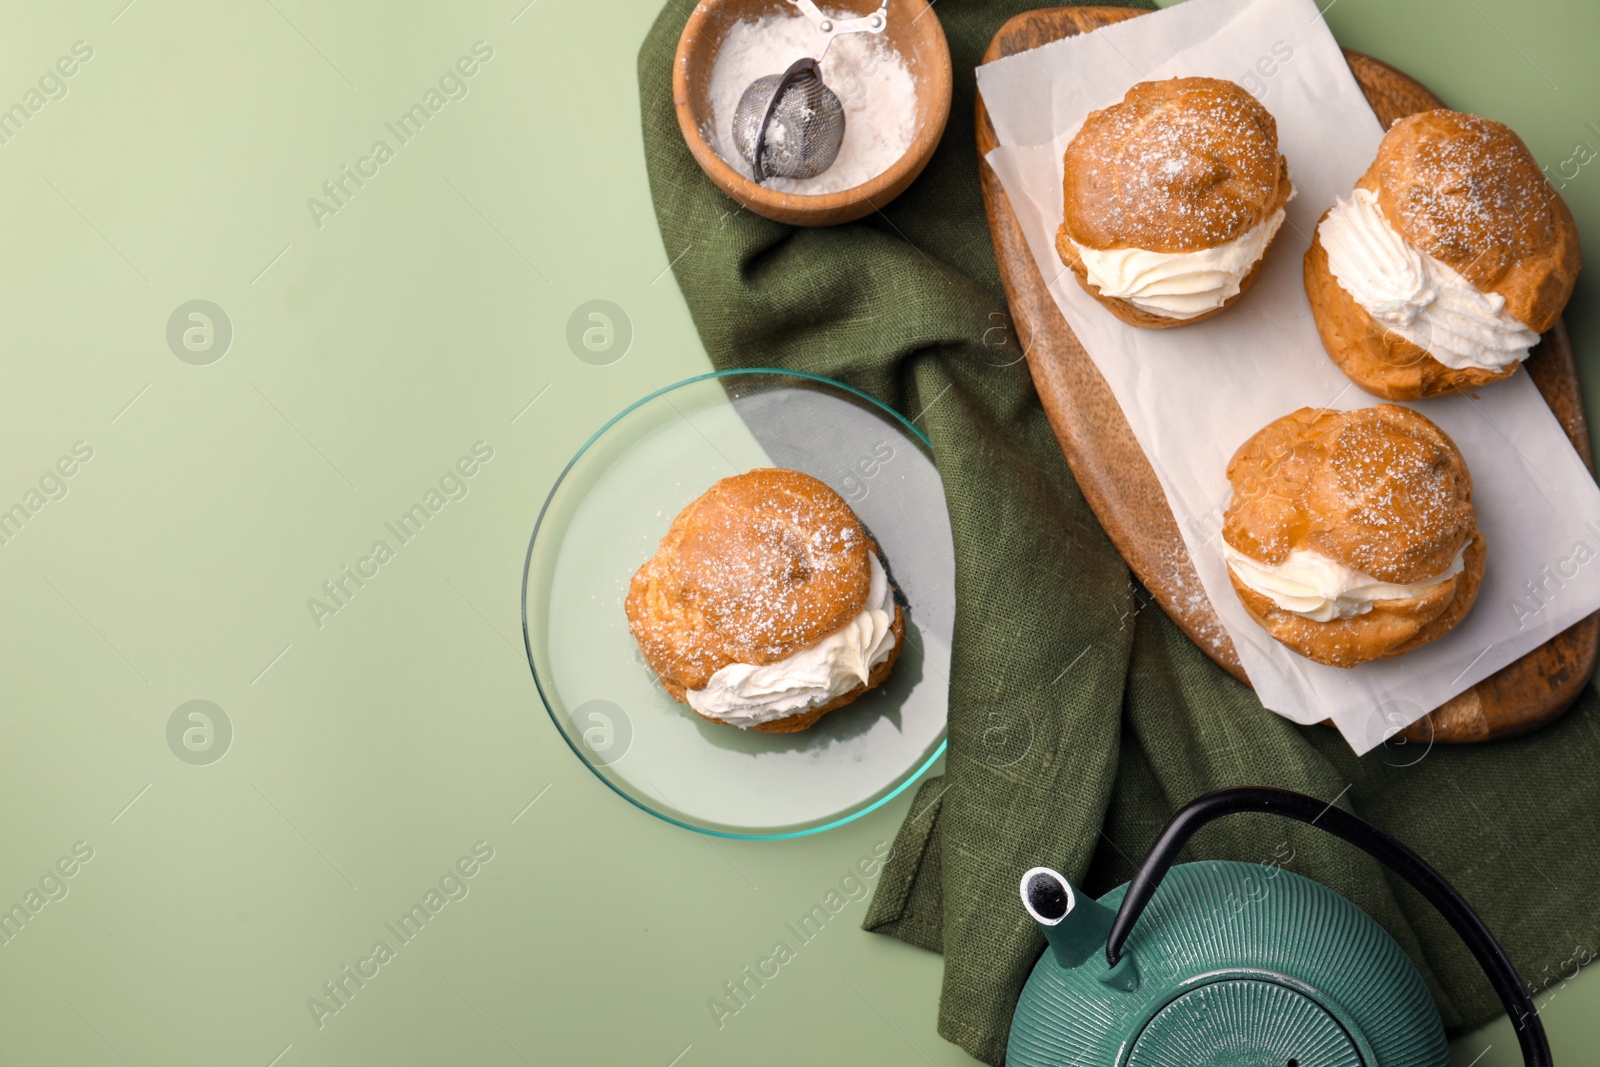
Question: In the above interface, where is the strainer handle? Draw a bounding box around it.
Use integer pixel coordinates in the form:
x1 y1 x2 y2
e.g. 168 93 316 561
1106 786 1552 1067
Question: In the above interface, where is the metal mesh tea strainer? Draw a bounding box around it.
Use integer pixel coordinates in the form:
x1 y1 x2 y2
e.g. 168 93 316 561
731 0 890 183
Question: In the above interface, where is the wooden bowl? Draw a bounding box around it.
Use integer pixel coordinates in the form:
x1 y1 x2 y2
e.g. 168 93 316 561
672 0 952 226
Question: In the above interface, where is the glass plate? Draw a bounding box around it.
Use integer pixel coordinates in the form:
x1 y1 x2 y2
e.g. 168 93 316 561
522 369 953 839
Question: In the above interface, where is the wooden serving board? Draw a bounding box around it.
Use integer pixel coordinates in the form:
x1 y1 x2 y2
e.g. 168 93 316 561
976 6 1599 744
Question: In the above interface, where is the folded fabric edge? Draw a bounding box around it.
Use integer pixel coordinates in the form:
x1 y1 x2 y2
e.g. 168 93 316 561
862 774 947 953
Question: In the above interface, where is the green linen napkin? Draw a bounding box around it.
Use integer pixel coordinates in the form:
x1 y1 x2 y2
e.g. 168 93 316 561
637 3 1600 1062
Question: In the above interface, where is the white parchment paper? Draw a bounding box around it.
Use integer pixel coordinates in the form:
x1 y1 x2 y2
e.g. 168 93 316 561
976 0 1600 753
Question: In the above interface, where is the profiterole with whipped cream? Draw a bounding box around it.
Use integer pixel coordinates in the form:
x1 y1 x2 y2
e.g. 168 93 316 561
1305 109 1580 399
1056 77 1293 327
625 468 903 733
1221 405 1484 668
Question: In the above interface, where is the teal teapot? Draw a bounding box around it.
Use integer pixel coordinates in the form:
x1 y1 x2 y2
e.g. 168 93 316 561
1009 787 1551 1066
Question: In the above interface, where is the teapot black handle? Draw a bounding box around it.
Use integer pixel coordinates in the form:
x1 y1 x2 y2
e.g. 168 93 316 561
1106 786 1552 1067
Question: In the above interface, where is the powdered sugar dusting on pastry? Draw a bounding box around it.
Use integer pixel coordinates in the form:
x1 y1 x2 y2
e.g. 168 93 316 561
685 552 899 725
1369 110 1575 308
625 468 891 701
1221 406 1483 667
1061 77 1292 253
1224 406 1477 585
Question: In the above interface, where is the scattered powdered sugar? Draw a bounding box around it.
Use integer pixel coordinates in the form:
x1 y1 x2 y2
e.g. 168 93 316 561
628 470 880 689
1378 112 1554 272
1225 409 1475 584
704 10 918 195
1065 81 1286 250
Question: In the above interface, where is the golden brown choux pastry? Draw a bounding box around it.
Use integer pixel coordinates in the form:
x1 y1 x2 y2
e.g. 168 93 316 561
1305 109 1580 400
1222 405 1483 667
625 468 903 732
1056 77 1293 327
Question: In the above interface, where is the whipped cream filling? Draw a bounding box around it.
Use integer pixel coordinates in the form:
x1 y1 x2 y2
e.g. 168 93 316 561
686 553 898 727
1068 208 1286 320
1319 187 1540 372
1223 542 1466 623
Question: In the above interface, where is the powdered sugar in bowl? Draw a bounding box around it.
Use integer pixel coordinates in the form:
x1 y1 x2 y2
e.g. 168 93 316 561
673 0 952 226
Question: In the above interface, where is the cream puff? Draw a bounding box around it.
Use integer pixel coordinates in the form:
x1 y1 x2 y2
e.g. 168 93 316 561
1056 77 1293 327
625 468 903 733
1305 109 1581 400
1221 405 1483 667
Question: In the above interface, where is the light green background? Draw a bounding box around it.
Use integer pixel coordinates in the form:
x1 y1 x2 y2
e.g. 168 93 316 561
0 0 1593 1064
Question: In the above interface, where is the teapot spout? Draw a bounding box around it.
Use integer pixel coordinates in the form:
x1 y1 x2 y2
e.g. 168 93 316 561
1020 867 1139 992
1020 866 1111 969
